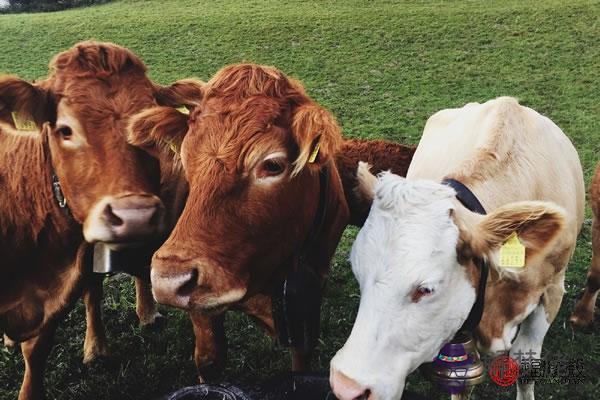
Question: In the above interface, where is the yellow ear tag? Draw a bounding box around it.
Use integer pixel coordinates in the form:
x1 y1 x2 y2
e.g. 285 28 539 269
308 142 320 164
498 232 526 268
11 111 37 131
176 106 190 115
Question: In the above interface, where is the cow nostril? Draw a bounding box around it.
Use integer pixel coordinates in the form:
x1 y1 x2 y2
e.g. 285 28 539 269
148 206 161 227
103 204 124 227
176 268 199 297
357 389 371 400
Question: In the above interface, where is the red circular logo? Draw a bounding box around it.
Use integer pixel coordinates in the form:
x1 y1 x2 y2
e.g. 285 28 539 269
489 355 520 387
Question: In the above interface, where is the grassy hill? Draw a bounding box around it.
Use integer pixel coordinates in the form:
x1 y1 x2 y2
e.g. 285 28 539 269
1 1 599 399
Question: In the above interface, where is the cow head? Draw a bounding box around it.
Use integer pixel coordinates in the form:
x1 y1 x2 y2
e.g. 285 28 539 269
0 41 203 246
329 164 566 400
128 63 349 313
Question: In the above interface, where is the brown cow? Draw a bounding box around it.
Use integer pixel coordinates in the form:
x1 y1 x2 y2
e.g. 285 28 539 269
127 63 415 377
570 162 600 328
0 41 203 400
336 138 415 226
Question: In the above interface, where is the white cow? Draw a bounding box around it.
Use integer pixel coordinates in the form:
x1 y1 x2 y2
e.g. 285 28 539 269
330 97 584 400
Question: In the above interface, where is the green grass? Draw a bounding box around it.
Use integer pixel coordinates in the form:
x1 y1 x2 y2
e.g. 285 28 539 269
1 0 599 399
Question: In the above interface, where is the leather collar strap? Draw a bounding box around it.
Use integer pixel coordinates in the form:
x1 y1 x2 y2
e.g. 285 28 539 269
271 164 330 350
43 131 74 220
442 178 486 215
441 178 488 334
298 164 330 261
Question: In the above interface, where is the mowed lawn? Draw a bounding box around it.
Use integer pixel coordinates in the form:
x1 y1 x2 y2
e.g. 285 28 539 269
1 0 599 399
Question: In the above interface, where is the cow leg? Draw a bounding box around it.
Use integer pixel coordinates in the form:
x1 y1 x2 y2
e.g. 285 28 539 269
82 274 110 363
18 324 56 400
510 301 552 400
570 218 600 328
3 333 17 348
238 294 314 371
190 311 227 382
291 347 312 372
135 276 163 326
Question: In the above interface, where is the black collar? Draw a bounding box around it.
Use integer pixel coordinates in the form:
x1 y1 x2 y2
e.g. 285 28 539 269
44 130 74 220
52 172 74 220
271 164 330 350
442 178 486 215
442 178 488 334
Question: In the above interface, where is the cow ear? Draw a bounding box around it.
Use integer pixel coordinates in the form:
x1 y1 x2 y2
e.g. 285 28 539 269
154 78 204 110
467 201 566 276
0 76 53 131
128 106 189 158
355 161 377 202
290 102 342 176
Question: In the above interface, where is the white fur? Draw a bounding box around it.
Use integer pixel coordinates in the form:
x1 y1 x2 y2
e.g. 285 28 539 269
331 174 477 400
487 302 537 354
510 303 550 400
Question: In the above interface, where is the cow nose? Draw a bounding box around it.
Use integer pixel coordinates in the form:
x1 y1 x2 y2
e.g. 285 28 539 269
102 195 164 241
150 266 197 309
330 369 372 400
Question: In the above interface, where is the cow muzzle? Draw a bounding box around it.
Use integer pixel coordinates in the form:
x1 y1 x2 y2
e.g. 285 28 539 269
83 194 165 245
330 368 374 400
150 260 247 313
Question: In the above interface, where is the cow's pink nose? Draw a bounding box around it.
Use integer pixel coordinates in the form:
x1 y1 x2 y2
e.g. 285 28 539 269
150 267 196 309
330 369 372 400
102 195 163 241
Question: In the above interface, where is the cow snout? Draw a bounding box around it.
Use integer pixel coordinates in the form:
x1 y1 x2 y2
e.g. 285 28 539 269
330 369 373 400
151 251 248 312
151 267 196 309
83 194 164 243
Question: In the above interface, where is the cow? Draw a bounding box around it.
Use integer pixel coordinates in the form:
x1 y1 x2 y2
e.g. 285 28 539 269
570 162 600 328
0 41 203 400
126 63 415 378
330 97 584 400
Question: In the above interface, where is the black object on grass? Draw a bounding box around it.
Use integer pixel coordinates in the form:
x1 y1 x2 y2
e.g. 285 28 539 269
161 373 428 400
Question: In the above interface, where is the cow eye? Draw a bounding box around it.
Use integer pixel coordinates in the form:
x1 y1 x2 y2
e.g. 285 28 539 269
56 126 73 140
412 285 435 302
257 157 287 179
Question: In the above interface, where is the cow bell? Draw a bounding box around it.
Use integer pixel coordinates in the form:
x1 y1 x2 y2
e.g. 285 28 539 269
92 242 151 276
419 332 485 398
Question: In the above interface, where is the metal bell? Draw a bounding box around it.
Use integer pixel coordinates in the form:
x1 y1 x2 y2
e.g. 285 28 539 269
92 242 152 275
419 332 485 399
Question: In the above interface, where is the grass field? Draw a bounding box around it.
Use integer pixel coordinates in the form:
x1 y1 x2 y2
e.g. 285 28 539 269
1 0 599 399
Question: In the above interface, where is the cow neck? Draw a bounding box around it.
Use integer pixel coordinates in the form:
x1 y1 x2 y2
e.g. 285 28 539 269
42 130 75 222
441 178 489 334
271 163 330 349
298 164 330 263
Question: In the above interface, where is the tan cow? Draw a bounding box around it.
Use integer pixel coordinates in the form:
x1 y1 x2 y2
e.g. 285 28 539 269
127 63 415 377
0 41 202 400
570 162 600 328
330 97 584 400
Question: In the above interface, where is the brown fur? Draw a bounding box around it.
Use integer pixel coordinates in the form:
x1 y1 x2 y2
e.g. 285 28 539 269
0 41 202 400
335 139 415 226
129 64 417 377
131 63 353 375
570 162 600 327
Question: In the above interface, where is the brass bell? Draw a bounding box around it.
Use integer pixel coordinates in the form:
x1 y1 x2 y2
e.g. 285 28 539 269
419 332 485 399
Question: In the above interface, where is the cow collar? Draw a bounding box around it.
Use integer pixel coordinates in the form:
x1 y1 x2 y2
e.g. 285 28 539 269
43 130 74 221
441 178 489 334
271 163 330 352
